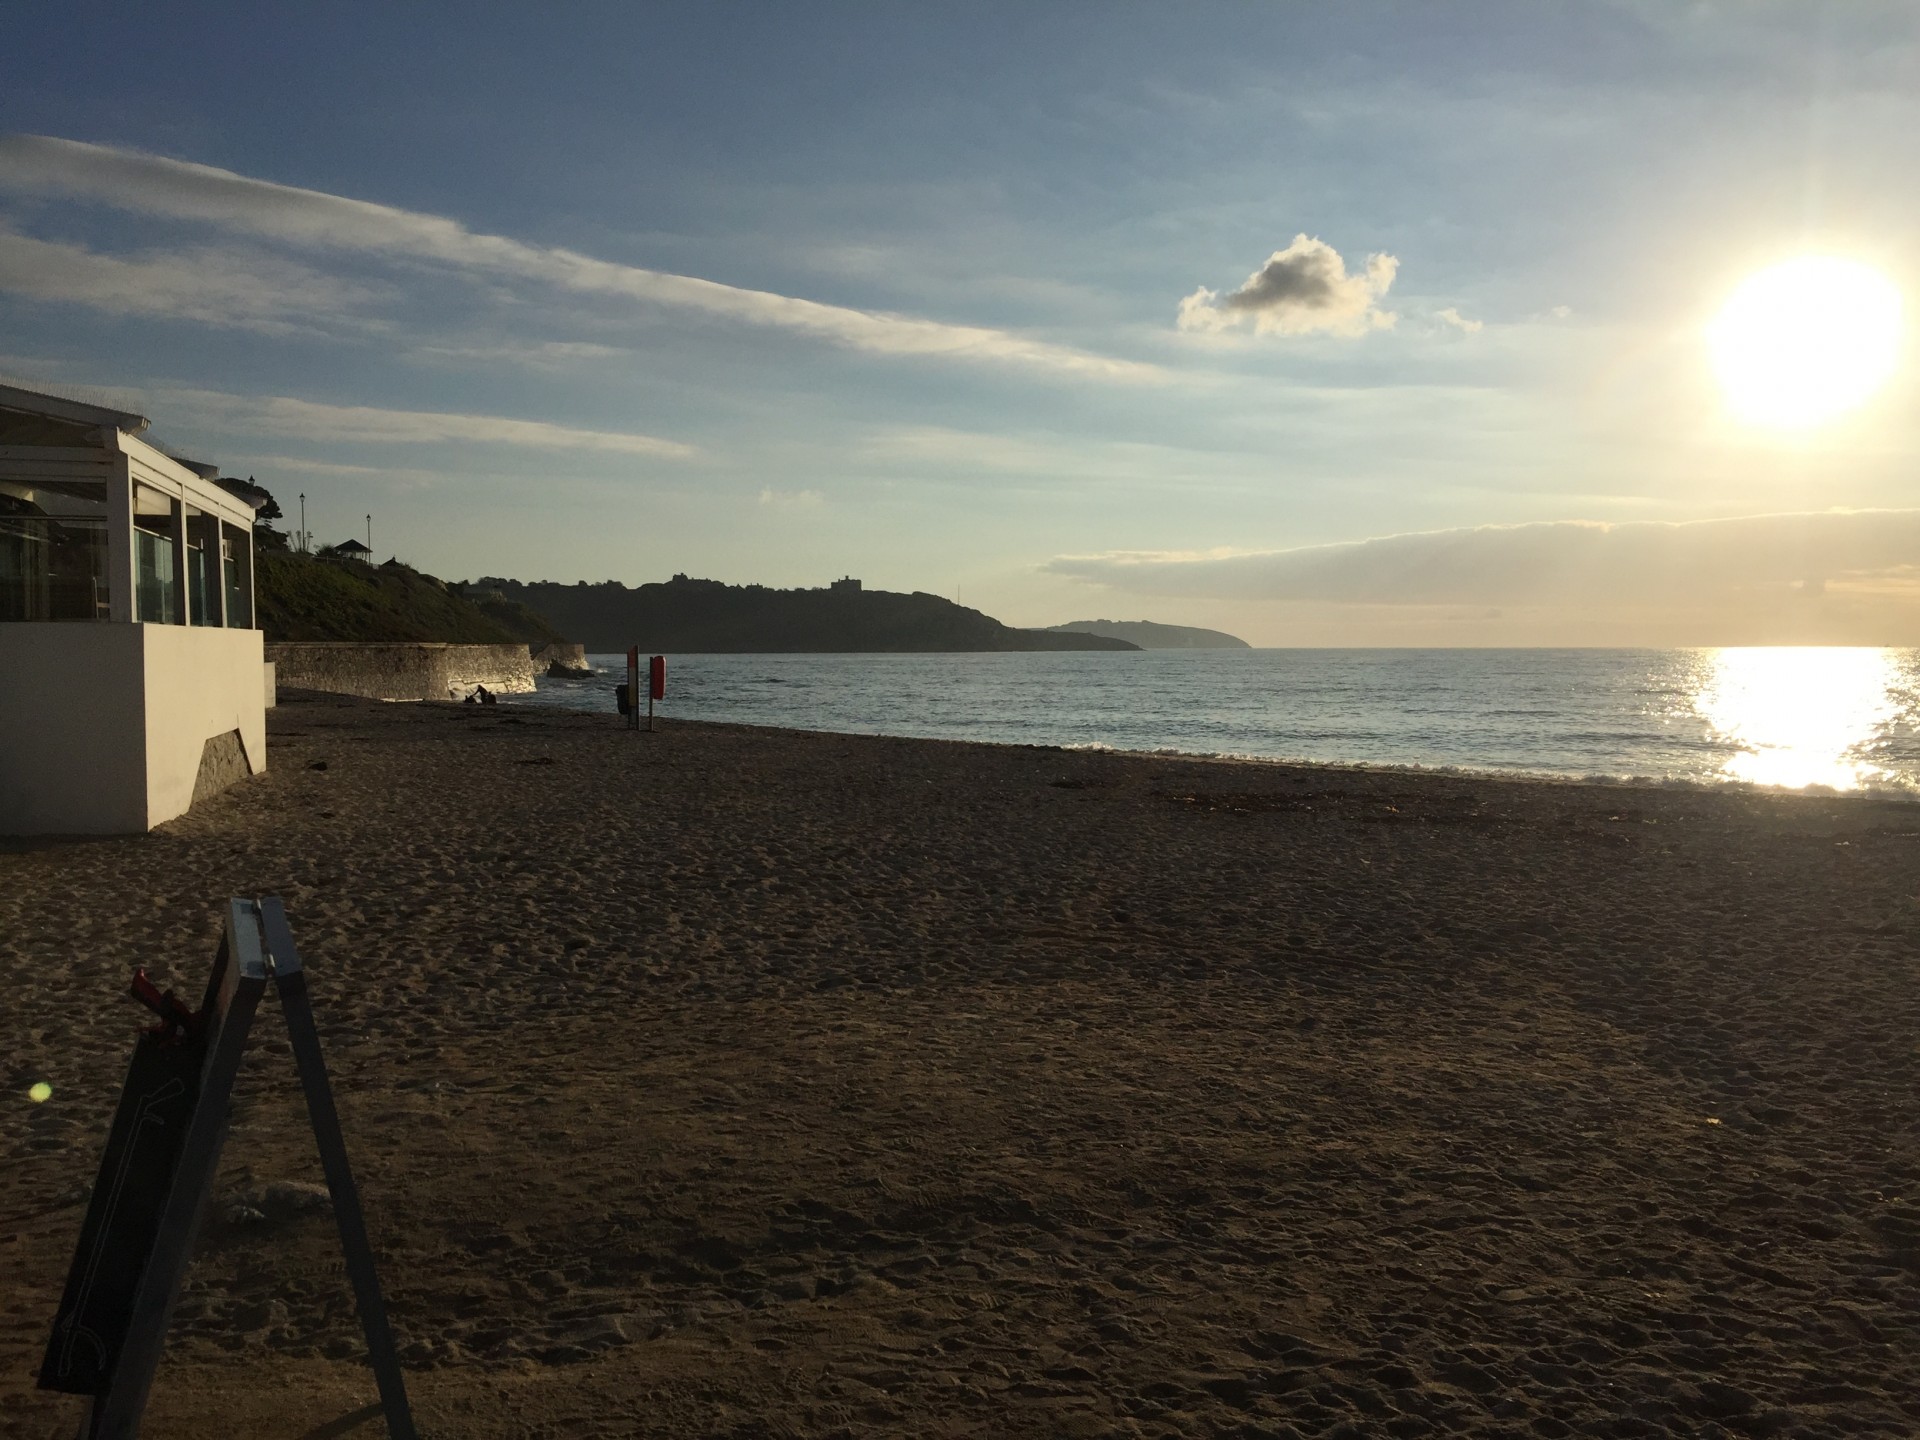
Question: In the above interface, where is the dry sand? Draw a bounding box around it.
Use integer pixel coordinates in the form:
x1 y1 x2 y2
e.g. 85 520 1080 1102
5 690 1920 1438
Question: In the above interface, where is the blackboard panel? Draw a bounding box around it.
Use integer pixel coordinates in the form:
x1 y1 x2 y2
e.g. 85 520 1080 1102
38 1027 208 1394
35 900 413 1439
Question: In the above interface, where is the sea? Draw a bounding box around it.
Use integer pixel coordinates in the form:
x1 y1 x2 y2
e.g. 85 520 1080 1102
501 648 1920 796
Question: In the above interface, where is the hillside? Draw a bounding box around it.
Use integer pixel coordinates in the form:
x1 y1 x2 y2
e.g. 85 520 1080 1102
479 575 1139 653
1048 619 1250 650
256 551 564 644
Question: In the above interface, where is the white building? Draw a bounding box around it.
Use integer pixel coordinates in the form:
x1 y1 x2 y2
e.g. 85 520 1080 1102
0 383 267 834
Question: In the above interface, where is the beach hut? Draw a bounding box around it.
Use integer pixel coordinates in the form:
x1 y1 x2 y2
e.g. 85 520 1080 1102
0 382 268 834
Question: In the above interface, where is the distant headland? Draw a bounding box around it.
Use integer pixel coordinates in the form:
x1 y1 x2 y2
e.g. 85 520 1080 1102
477 574 1138 653
1047 619 1250 650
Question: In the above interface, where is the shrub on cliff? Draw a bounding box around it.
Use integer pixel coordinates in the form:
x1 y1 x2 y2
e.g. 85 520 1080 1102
255 551 565 644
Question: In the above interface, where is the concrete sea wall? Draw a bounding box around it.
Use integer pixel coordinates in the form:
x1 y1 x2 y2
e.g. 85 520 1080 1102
267 642 535 702
531 641 592 676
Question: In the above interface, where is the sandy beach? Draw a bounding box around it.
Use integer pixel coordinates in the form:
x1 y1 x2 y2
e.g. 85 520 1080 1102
5 689 1920 1438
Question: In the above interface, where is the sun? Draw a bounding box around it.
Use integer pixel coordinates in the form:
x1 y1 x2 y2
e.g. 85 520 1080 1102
1707 256 1903 429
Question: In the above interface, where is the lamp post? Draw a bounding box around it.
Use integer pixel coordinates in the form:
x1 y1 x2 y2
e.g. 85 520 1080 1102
366 514 372 555
299 493 307 554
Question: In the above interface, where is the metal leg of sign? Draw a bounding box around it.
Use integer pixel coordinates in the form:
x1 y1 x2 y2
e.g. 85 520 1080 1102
258 898 419 1440
52 898 415 1440
88 899 270 1440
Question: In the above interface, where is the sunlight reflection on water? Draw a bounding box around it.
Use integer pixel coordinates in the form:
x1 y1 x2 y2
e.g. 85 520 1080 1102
1691 648 1905 791
512 648 1920 795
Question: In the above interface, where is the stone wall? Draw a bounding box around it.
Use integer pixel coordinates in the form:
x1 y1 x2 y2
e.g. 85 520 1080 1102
267 642 534 702
531 641 592 676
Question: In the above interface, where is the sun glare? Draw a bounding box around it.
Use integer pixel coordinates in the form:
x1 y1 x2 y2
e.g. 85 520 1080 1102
1693 647 1900 790
1707 257 1903 429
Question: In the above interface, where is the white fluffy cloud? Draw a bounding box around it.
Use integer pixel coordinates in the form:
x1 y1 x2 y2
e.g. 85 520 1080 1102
1178 234 1398 338
1048 510 1920 607
1435 306 1482 334
0 134 1156 381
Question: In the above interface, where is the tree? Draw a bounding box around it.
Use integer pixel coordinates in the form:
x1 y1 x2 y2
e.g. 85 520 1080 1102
217 476 289 549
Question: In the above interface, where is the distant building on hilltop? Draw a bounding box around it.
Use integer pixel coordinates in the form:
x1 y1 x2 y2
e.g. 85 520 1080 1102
332 538 372 558
830 576 861 593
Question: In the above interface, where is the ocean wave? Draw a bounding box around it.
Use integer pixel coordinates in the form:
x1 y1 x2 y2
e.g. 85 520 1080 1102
507 649 1920 799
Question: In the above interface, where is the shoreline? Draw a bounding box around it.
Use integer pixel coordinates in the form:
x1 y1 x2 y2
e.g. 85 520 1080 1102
512 690 1920 806
7 690 1920 1437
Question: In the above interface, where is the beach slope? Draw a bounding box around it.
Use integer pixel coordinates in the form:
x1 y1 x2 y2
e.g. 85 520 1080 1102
4 694 1919 1437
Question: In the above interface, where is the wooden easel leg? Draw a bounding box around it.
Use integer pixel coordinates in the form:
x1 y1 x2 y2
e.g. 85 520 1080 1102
258 900 418 1440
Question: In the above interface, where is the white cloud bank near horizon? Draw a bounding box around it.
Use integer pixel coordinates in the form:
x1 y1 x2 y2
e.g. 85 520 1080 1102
1179 234 1398 338
1048 511 1920 641
0 134 1158 381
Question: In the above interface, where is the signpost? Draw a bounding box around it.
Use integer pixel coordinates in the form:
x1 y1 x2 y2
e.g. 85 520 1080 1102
40 898 417 1440
619 649 664 731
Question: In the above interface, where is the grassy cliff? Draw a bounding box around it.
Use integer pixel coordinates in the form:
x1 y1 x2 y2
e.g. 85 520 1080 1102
478 574 1138 653
256 551 564 644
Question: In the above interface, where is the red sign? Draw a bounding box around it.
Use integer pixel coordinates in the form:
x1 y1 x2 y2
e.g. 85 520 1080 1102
649 655 666 701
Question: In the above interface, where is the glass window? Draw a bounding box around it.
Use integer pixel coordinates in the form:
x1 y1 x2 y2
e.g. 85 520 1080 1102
133 487 182 624
135 523 177 624
186 506 216 625
0 493 109 620
188 543 212 624
222 525 252 628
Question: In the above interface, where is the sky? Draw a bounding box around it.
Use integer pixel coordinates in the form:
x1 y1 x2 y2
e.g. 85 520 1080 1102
2 1 1917 645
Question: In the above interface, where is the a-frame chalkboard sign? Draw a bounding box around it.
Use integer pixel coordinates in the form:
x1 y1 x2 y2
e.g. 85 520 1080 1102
39 897 417 1440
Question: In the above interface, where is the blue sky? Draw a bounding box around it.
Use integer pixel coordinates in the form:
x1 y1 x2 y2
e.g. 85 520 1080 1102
3 2 1917 643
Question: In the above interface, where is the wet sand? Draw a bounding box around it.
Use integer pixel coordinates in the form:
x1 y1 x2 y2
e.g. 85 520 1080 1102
5 690 1920 1438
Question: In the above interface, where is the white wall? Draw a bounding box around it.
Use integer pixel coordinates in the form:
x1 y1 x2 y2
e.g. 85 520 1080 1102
140 624 266 827
0 622 266 835
0 623 149 833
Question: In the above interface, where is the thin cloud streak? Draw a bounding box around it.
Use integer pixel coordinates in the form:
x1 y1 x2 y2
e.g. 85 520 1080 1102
0 225 376 332
221 452 461 493
862 425 1214 478
409 339 629 369
155 388 696 459
0 134 1159 381
758 486 824 510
